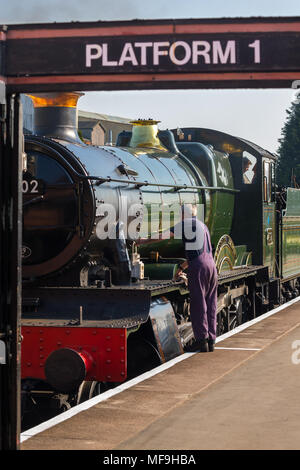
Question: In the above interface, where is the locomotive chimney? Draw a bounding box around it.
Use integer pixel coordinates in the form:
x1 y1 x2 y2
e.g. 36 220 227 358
129 119 166 150
27 92 84 143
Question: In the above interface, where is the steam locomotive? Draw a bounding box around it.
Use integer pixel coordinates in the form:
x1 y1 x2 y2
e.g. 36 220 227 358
21 92 300 419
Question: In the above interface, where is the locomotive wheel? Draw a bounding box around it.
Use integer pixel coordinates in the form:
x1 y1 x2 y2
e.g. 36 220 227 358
228 298 243 330
217 310 227 336
127 337 161 379
217 297 245 336
76 381 101 405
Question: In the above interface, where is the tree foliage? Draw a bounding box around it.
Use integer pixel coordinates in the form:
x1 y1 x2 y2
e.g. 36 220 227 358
277 96 300 188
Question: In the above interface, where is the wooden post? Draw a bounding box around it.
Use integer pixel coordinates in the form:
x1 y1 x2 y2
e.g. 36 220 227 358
0 90 22 450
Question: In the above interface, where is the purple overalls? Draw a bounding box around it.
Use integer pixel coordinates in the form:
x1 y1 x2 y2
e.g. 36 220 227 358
187 223 218 342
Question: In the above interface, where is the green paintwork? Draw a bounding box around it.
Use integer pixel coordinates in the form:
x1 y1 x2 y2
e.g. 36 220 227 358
144 263 180 280
214 234 236 272
137 143 235 259
263 203 276 278
235 245 252 267
207 151 235 249
281 188 300 279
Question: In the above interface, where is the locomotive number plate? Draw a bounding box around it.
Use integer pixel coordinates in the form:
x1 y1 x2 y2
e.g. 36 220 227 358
22 179 45 195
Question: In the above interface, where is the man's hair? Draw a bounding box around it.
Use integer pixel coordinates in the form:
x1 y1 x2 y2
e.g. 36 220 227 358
243 156 251 170
181 203 198 218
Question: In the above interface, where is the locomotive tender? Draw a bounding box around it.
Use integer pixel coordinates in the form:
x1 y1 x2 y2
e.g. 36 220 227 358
21 92 300 414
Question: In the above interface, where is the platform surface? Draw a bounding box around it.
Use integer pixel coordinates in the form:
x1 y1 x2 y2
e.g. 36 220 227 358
21 300 300 450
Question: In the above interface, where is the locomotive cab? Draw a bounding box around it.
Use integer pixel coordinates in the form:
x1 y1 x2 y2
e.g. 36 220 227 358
173 127 277 276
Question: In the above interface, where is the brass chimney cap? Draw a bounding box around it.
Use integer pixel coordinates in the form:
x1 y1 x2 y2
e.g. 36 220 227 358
129 118 166 151
27 92 84 108
130 119 161 126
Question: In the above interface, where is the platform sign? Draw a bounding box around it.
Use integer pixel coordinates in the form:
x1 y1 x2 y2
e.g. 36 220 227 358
2 17 300 91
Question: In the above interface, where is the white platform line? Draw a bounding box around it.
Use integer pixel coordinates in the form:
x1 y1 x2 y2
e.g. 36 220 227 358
215 347 261 351
20 294 300 443
215 295 300 343
20 353 194 442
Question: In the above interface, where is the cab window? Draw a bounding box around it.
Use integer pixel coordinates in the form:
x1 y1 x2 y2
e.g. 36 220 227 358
263 161 273 203
242 151 257 184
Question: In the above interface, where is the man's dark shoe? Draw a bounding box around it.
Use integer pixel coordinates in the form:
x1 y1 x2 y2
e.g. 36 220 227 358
187 338 208 353
207 339 215 352
198 339 209 352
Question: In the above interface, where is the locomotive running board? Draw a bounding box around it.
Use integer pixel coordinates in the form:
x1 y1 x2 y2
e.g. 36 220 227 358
218 265 268 284
22 286 153 329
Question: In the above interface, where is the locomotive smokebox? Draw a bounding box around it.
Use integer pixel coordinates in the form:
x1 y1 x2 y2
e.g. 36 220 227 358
44 348 92 393
27 92 84 143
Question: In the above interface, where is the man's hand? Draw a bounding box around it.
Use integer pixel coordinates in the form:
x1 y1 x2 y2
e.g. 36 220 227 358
174 267 183 280
173 260 188 280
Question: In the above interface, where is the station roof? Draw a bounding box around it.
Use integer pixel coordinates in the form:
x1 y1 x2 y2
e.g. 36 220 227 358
78 110 132 125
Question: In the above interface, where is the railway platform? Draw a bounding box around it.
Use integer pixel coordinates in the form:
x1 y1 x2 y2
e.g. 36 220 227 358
21 298 300 450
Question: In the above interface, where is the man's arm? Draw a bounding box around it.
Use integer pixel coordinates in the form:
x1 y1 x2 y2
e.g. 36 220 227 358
137 228 175 245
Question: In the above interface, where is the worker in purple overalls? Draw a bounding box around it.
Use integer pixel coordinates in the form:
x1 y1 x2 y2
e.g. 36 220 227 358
172 205 218 352
138 203 217 352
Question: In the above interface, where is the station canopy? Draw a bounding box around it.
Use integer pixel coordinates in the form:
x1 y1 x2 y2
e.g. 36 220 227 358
1 16 300 92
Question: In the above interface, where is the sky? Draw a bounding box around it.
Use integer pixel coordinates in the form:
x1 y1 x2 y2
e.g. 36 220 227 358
2 0 300 153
